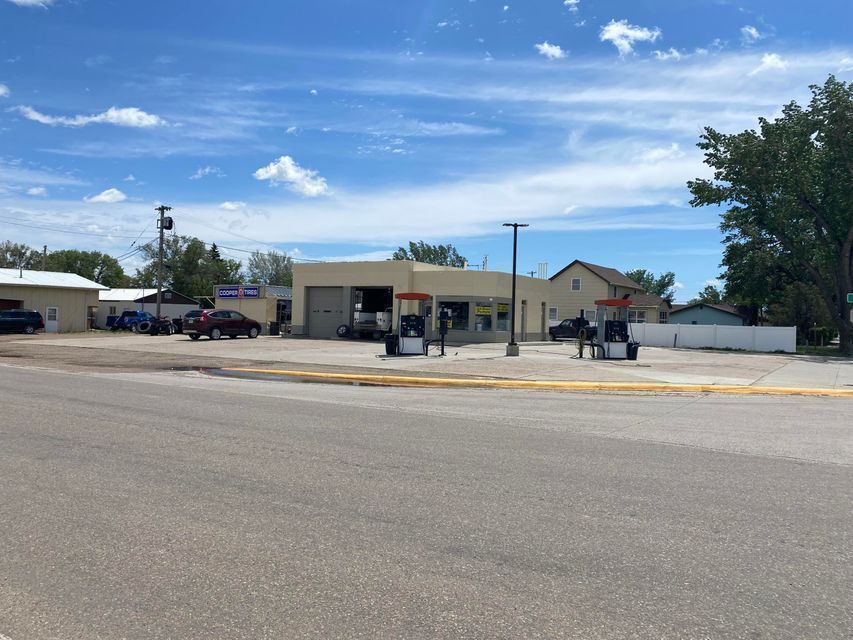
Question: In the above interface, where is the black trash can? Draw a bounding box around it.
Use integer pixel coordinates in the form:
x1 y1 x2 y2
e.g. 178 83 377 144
384 333 398 356
269 321 280 336
627 342 640 360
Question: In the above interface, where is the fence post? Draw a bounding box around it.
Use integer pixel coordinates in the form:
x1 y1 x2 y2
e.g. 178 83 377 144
751 325 757 351
713 324 718 349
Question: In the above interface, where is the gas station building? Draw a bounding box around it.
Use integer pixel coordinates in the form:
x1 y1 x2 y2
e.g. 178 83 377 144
291 260 553 343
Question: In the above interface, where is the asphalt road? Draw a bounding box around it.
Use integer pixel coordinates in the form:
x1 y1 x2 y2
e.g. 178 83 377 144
0 365 850 639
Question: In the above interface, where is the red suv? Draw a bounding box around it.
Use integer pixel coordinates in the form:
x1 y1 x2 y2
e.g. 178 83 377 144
183 309 262 340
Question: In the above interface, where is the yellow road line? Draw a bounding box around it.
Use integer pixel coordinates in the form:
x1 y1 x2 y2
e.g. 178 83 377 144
220 367 853 398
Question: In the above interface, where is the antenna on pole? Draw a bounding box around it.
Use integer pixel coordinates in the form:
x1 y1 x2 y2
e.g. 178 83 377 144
154 205 173 321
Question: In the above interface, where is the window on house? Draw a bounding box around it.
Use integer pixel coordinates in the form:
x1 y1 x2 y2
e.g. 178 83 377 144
548 307 558 321
659 311 668 324
165 292 172 300
613 286 617 298
108 306 116 315
571 278 581 291
628 310 646 323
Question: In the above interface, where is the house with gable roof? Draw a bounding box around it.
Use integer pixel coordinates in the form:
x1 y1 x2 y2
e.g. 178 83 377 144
549 259 671 324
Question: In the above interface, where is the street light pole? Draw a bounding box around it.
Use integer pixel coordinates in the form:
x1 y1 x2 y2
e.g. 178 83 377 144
502 222 529 356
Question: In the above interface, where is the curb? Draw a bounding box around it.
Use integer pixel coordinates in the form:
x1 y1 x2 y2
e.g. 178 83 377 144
220 367 853 398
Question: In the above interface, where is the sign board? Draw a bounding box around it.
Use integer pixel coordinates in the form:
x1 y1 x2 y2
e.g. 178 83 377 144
217 286 260 299
497 303 510 313
475 306 492 315
848 293 853 304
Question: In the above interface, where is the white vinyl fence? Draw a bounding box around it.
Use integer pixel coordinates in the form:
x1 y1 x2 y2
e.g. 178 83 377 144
629 323 796 353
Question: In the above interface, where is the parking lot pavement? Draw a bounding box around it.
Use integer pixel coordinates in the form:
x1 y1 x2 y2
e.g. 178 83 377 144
5 332 853 390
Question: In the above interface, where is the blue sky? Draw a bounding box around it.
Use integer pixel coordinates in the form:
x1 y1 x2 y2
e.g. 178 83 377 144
1 0 851 300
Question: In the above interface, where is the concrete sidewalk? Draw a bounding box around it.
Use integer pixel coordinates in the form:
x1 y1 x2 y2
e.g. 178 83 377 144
14 333 853 391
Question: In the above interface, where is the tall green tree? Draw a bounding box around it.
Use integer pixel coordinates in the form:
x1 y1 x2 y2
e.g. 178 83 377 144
0 241 41 269
134 236 242 296
623 268 677 302
392 241 467 268
44 249 129 288
246 250 293 285
689 285 726 305
768 282 835 344
688 76 853 354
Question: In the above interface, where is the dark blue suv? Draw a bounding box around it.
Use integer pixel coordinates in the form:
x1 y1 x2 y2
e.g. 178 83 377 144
0 309 45 334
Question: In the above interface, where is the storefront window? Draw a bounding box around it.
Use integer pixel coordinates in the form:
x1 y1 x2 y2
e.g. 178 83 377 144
496 303 510 331
442 301 469 331
474 302 492 331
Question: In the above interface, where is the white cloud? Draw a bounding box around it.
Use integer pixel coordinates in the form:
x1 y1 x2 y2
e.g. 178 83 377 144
84 188 126 204
705 278 722 287
309 89 318 96
637 143 684 163
563 0 580 12
189 165 224 180
123 174 136 182
14 105 165 128
503 5 509 11
740 25 763 45
673 281 685 289
26 186 47 196
253 156 329 197
6 0 55 6
219 201 247 211
599 19 662 56
535 41 567 60
748 53 788 76
285 126 299 134
839 57 853 72
653 48 682 61
0 84 9 98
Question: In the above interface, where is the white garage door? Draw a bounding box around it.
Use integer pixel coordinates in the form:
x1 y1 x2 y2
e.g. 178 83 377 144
308 287 344 338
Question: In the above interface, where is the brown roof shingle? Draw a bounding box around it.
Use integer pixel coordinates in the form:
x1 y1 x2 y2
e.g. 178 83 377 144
550 259 643 289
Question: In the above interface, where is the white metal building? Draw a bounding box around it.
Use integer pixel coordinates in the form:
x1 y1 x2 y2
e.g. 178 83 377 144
0 268 107 333
96 288 199 328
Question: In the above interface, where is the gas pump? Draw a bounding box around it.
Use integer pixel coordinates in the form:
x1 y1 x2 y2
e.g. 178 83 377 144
590 298 640 360
399 314 426 355
385 292 430 356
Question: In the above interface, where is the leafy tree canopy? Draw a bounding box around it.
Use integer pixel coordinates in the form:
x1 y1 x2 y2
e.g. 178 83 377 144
0 240 41 270
246 250 293 286
688 76 853 354
391 241 467 268
689 285 727 305
45 249 129 288
134 236 242 296
624 268 677 303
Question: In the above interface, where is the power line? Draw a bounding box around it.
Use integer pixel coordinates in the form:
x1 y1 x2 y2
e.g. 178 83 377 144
0 214 158 241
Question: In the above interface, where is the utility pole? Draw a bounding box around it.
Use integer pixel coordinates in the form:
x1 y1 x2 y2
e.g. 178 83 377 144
155 205 173 320
526 270 536 278
42 245 47 271
502 222 529 356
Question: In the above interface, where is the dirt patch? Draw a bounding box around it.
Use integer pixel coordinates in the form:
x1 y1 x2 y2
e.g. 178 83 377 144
0 335 469 380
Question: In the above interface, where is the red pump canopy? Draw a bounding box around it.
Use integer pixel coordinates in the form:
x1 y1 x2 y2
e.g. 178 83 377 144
594 298 632 307
394 292 431 301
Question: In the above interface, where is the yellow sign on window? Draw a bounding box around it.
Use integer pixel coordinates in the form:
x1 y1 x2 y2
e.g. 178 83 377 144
497 304 510 313
475 306 492 315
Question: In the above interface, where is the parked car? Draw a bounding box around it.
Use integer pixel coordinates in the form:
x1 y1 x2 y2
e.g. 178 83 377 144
0 309 45 334
183 309 262 340
111 310 158 332
549 317 597 341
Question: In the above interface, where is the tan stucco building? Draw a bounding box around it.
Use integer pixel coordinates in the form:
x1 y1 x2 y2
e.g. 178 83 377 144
0 268 106 333
292 260 552 342
213 284 292 334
